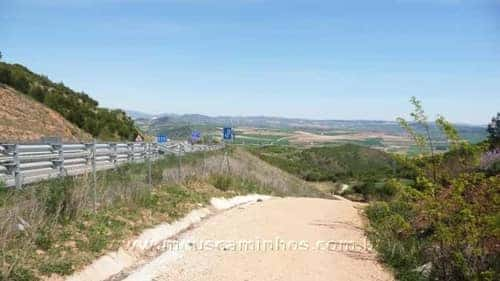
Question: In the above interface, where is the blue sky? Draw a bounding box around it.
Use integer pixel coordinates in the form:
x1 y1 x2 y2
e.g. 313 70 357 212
1 0 499 124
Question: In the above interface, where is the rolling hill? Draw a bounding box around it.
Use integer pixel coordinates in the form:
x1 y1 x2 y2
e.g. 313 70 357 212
130 111 488 151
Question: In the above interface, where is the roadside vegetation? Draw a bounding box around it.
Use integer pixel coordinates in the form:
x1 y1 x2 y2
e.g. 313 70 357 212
0 148 325 281
364 100 499 281
248 144 405 201
0 62 138 141
249 99 499 281
233 133 290 146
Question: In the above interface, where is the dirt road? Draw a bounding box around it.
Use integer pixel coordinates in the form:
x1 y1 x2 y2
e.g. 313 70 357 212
123 197 393 281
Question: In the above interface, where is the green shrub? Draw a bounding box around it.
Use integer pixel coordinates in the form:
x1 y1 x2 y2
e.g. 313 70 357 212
35 228 53 251
210 174 233 191
86 220 108 253
250 144 397 186
1 266 38 281
367 169 500 281
151 162 164 184
39 259 74 276
37 178 79 221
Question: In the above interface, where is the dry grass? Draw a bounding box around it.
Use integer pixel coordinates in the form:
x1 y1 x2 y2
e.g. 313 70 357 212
163 148 328 198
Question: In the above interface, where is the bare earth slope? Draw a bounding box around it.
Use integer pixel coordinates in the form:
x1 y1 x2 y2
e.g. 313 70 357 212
0 84 91 142
124 197 393 281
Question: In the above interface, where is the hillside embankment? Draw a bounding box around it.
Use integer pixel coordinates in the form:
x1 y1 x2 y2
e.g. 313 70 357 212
0 84 91 142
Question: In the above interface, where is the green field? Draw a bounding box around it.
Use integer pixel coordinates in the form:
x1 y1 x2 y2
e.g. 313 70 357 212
233 133 289 145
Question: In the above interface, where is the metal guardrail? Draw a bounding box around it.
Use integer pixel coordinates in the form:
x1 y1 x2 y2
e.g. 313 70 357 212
0 141 224 188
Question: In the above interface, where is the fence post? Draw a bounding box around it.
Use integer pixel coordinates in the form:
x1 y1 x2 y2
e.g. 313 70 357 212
13 144 21 189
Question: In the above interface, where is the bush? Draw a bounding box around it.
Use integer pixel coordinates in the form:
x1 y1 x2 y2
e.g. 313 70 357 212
367 169 500 281
37 178 80 221
86 220 109 253
210 174 233 191
366 191 426 281
250 144 398 187
39 259 74 276
35 228 53 251
1 266 38 281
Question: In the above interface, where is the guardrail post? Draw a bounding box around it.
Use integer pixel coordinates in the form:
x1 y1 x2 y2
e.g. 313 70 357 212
52 143 65 177
88 140 97 213
147 143 152 188
110 143 117 168
13 144 21 189
128 143 134 163
177 144 182 181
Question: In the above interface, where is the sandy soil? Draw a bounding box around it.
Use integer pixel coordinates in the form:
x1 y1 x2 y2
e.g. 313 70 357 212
236 127 411 150
124 197 393 281
287 131 407 145
0 84 91 142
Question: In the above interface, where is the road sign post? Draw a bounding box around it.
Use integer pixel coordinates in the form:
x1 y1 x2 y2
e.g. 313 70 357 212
157 135 168 144
191 131 201 144
223 127 233 142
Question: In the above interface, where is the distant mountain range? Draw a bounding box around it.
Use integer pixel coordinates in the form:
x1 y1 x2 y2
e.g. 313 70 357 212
127 110 488 144
127 110 410 128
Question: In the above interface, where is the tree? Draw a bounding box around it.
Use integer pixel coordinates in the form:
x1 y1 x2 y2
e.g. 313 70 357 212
0 65 11 84
397 97 435 155
0 51 2 60
487 113 500 148
436 115 461 149
28 86 45 102
397 97 438 182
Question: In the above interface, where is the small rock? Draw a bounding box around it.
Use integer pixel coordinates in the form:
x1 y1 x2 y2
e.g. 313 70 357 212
413 262 432 277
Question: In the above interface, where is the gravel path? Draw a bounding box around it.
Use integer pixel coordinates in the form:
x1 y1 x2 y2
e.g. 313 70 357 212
124 197 393 281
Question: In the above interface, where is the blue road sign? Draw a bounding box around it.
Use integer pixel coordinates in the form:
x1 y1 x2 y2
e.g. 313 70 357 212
157 135 168 143
223 127 233 140
191 131 201 141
